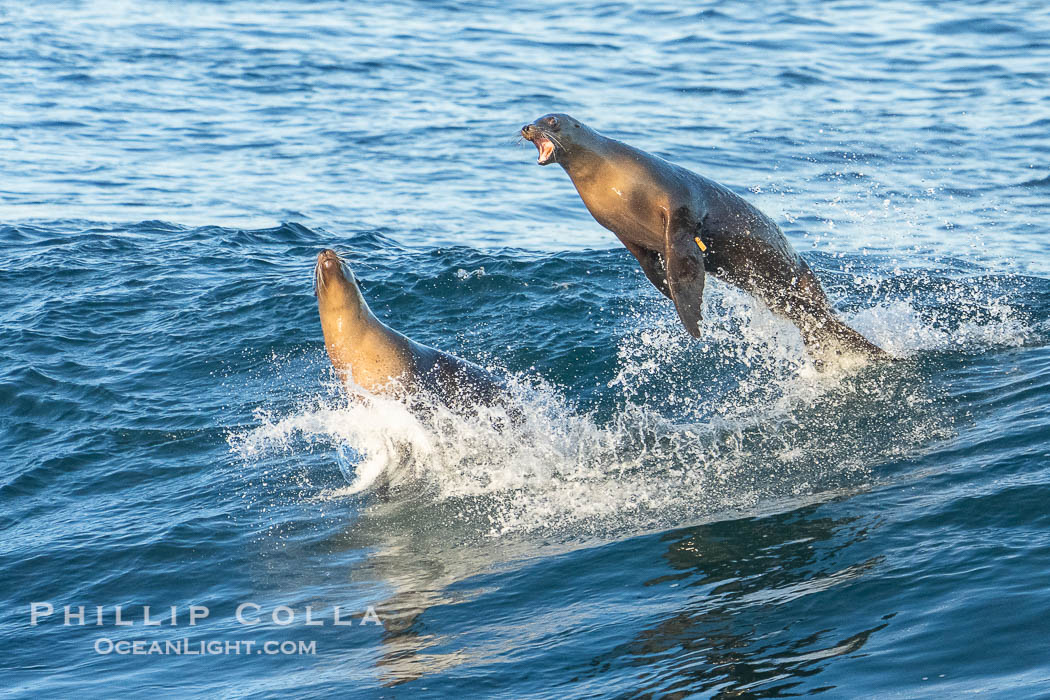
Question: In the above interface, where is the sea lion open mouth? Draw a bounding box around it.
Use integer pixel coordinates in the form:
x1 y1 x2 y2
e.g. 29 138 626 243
532 135 555 165
522 124 557 165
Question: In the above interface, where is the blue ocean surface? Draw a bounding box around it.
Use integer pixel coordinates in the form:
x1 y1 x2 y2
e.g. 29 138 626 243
3 1 1050 697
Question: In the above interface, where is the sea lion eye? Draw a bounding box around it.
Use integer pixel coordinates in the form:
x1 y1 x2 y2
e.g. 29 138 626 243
546 116 558 128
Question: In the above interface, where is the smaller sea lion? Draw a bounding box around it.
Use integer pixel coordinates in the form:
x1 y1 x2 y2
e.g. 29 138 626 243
314 249 505 410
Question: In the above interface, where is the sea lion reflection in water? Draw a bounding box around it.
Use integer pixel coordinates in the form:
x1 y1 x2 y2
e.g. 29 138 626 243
522 113 890 361
314 249 506 412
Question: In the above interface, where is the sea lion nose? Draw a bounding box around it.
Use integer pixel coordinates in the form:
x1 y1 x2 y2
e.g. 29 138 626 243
317 250 341 272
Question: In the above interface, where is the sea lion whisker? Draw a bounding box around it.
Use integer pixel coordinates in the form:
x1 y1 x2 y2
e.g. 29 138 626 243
333 253 353 279
543 131 566 153
331 250 358 268
314 264 325 294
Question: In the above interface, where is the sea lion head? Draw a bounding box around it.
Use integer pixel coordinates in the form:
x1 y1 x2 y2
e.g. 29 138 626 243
521 113 590 166
315 249 368 316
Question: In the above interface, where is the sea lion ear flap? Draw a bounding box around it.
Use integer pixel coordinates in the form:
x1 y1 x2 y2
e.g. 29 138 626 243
664 207 706 338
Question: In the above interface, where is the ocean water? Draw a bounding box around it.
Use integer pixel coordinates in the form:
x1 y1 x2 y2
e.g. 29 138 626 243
3 0 1050 697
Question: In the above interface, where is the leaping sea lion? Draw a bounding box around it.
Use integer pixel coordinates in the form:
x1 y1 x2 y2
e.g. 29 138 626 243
521 113 889 360
314 249 505 410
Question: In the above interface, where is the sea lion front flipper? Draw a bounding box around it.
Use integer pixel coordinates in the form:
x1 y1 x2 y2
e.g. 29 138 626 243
664 207 706 338
623 240 672 300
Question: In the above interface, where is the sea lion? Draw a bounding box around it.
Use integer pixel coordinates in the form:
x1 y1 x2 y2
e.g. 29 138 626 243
314 249 505 410
521 113 889 360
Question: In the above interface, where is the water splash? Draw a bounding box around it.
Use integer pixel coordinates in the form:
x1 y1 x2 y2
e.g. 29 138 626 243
227 265 1037 538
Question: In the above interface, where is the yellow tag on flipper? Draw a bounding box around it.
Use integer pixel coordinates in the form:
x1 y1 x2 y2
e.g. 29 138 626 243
694 236 707 252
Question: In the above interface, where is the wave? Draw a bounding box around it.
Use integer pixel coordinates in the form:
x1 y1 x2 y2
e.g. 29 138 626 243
228 257 1038 539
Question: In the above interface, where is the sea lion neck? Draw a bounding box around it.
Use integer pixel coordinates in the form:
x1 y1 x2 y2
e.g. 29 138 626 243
557 133 635 205
320 284 371 324
559 145 606 181
556 127 618 183
317 271 403 388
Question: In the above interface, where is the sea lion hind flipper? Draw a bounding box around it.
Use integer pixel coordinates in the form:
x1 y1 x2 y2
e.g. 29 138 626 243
820 315 893 360
623 240 673 300
664 207 706 338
